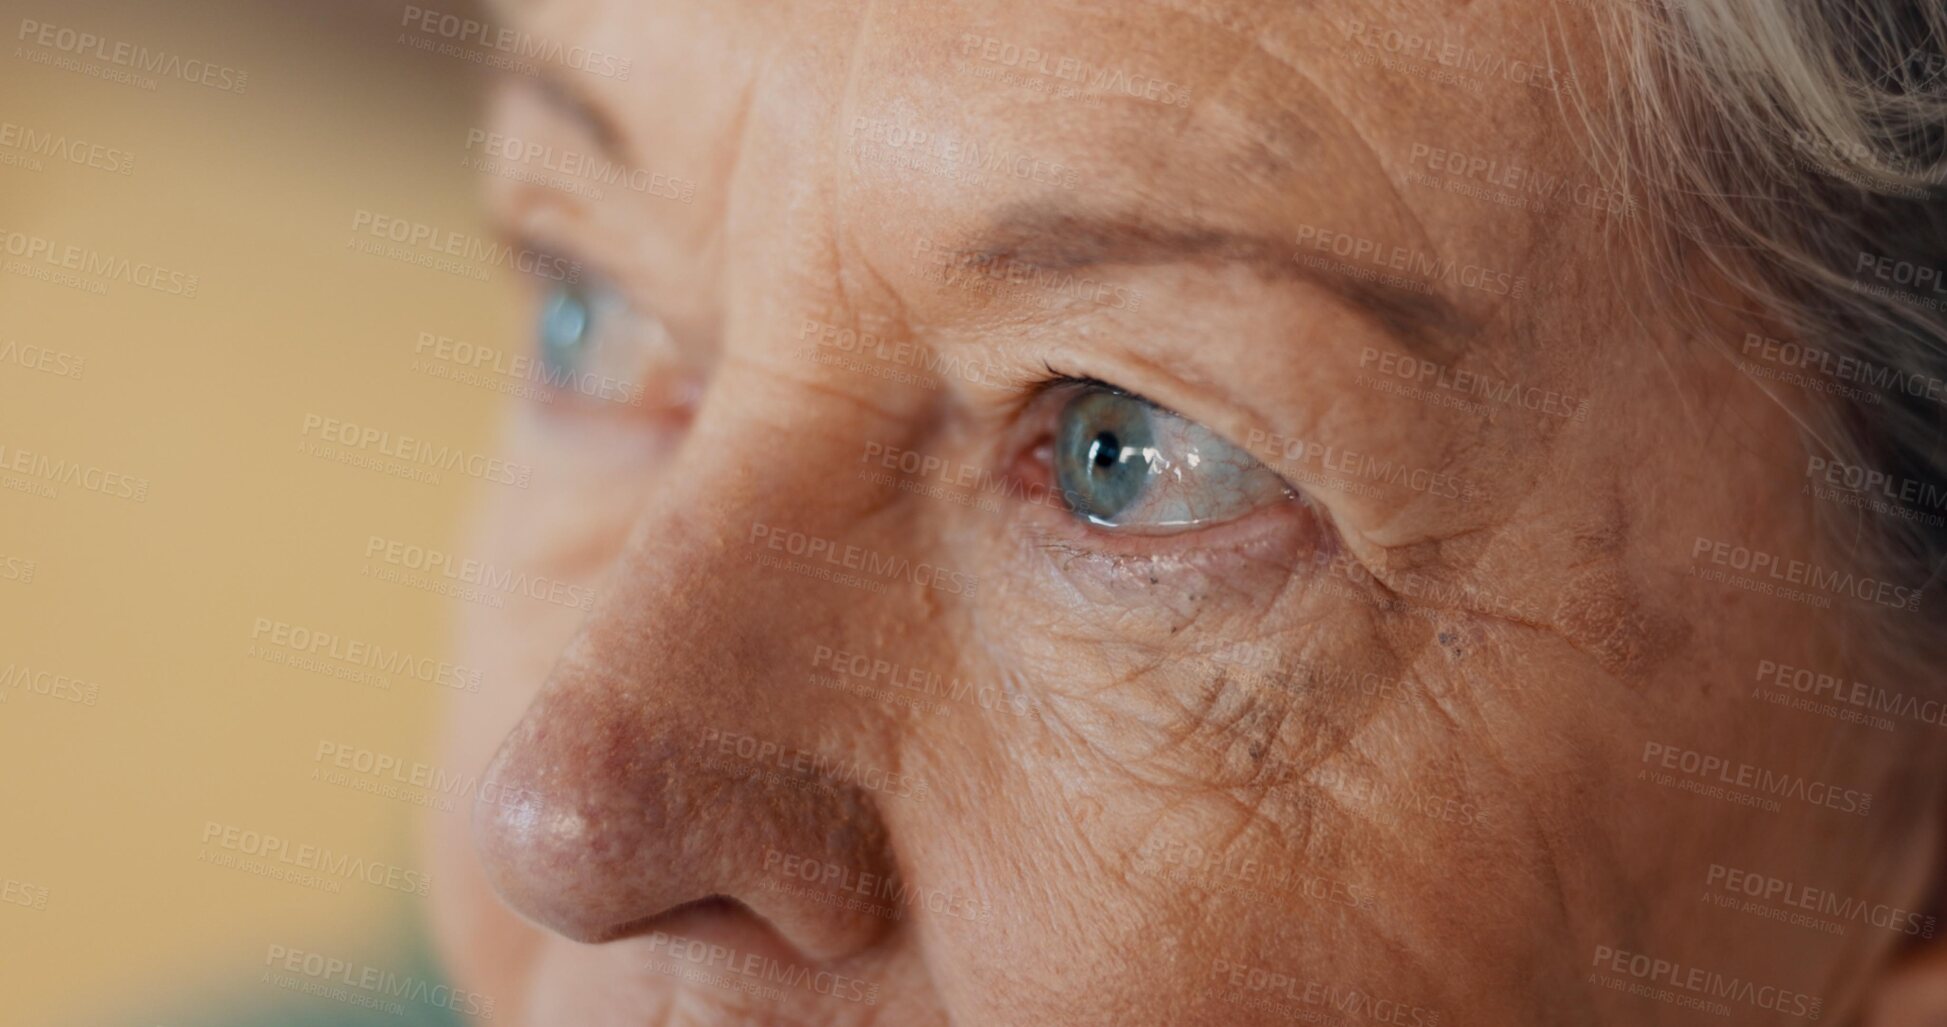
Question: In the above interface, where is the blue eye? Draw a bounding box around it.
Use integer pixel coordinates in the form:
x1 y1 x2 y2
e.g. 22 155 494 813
537 282 594 379
1053 388 1293 533
528 276 683 409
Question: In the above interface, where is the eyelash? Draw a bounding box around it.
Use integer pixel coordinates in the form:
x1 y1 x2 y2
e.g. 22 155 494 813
503 239 1308 539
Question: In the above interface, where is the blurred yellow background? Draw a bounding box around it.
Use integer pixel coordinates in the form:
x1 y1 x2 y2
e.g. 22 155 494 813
0 1 511 1022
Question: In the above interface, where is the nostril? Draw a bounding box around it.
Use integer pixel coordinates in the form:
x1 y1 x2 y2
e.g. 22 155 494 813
610 893 766 945
615 892 828 975
649 894 742 923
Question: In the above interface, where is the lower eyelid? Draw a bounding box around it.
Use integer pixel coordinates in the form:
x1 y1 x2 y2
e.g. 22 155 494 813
1010 489 1330 579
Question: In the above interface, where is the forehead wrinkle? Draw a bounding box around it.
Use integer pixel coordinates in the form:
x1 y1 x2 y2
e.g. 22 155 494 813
1230 26 1449 312
940 22 1493 359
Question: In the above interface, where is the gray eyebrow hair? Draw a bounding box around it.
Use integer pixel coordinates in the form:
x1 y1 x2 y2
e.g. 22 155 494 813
958 202 1477 357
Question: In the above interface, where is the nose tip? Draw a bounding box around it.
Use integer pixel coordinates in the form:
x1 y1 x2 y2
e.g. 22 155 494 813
470 735 651 944
467 682 902 959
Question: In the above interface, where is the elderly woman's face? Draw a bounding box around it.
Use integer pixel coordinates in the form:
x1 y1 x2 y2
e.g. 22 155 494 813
427 0 1937 1024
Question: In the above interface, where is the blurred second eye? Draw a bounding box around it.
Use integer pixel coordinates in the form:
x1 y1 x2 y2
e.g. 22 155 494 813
530 274 693 415
1051 386 1295 534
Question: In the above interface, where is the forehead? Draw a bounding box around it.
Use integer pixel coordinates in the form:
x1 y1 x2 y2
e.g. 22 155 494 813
499 0 1584 321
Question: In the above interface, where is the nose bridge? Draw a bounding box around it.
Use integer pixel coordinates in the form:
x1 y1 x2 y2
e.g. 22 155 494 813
471 410 922 957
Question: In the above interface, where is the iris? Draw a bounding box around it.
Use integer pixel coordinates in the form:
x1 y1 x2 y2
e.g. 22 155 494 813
537 282 592 379
1050 385 1295 532
1056 389 1160 523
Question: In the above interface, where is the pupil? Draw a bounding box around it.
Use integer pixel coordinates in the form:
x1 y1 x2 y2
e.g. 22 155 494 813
1053 391 1156 526
1092 432 1120 470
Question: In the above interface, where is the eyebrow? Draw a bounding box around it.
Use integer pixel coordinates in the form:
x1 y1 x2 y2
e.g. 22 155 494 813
958 203 1476 357
521 69 632 168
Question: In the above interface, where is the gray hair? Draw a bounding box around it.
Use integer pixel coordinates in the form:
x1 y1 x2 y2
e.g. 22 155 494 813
1566 0 1947 657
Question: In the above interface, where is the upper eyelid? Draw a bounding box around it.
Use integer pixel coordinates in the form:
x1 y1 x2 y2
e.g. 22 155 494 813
505 233 629 307
1037 373 1170 421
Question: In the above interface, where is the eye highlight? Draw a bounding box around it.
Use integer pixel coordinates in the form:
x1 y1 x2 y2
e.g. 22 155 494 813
533 275 672 391
1050 385 1295 534
527 271 702 418
536 281 595 380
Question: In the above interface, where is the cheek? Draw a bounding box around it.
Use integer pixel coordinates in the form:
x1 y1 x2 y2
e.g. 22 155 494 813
971 503 1407 780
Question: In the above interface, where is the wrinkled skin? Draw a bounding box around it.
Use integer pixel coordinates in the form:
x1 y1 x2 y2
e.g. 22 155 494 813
424 0 1947 1024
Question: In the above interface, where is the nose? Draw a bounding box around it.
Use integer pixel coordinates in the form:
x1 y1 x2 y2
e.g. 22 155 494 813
469 423 910 961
